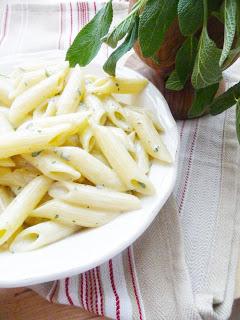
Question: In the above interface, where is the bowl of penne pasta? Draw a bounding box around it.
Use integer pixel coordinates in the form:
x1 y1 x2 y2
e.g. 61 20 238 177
0 50 178 287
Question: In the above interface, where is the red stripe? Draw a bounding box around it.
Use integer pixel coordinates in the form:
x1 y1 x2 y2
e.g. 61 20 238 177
79 274 85 308
79 3 84 27
96 266 104 316
83 2 87 25
49 280 59 303
86 2 90 22
58 3 63 49
84 272 90 311
109 259 120 320
93 2 97 14
127 248 143 320
65 278 74 305
0 5 9 47
77 2 80 30
93 268 99 314
69 2 73 45
178 120 199 214
89 270 94 312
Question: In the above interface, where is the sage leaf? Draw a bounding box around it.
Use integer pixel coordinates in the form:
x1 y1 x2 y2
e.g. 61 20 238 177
191 26 222 89
103 18 139 76
219 0 237 66
166 70 183 91
176 36 198 86
178 0 203 36
209 81 240 115
103 12 136 48
236 100 240 143
188 83 219 118
66 0 113 67
139 0 177 57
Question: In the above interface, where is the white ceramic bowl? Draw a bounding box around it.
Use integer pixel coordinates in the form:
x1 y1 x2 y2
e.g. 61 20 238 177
0 51 179 287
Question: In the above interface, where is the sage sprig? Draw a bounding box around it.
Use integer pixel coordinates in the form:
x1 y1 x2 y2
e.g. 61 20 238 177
66 0 240 142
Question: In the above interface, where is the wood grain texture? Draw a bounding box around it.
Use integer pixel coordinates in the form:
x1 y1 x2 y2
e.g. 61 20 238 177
0 288 107 320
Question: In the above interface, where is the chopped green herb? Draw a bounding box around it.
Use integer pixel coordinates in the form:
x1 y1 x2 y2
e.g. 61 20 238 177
17 186 22 191
51 161 57 164
45 70 51 77
37 129 42 133
55 214 59 219
60 152 70 161
31 151 42 157
138 181 146 189
24 82 28 87
154 146 159 152
72 220 76 223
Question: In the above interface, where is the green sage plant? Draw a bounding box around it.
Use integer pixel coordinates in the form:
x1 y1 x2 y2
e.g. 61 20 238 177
66 0 240 142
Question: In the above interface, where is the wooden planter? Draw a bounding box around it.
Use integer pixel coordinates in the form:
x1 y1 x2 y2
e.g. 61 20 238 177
129 0 225 120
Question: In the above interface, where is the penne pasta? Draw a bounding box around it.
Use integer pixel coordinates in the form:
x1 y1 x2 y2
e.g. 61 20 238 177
78 126 95 152
126 106 164 132
10 221 79 252
0 187 13 213
91 148 109 166
9 62 69 99
56 65 85 114
53 146 126 191
103 97 131 131
22 150 81 182
9 68 68 127
89 77 148 95
0 78 12 106
18 111 89 132
125 109 172 163
0 175 52 246
91 124 154 195
0 168 39 187
0 124 72 158
31 199 119 227
85 94 107 124
108 127 135 152
134 139 150 174
44 96 59 117
49 181 141 211
0 112 14 134
0 158 15 167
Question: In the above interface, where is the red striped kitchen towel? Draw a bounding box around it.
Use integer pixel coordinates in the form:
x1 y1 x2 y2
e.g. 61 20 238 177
0 1 240 319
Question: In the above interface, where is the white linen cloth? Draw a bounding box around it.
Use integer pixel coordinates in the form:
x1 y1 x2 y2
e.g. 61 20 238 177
0 1 240 319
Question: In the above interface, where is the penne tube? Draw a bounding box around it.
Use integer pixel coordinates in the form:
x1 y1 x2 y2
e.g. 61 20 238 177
31 199 119 227
49 181 141 211
103 97 131 131
0 106 10 117
10 221 79 252
0 158 15 167
0 187 14 213
91 148 109 166
127 106 164 132
0 123 72 158
53 146 126 191
89 77 148 95
78 126 95 152
0 175 52 246
63 134 79 147
18 111 89 132
134 139 150 174
125 109 172 163
0 78 12 106
44 96 59 117
9 68 68 127
9 62 69 99
91 124 154 195
12 155 36 169
0 112 14 134
56 65 85 114
0 168 39 187
108 127 135 152
32 101 48 119
22 150 81 182
85 94 107 124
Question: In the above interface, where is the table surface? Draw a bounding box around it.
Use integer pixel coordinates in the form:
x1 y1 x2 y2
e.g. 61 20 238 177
0 288 107 320
0 287 239 320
